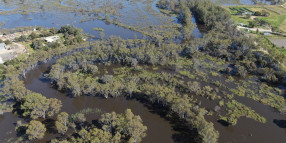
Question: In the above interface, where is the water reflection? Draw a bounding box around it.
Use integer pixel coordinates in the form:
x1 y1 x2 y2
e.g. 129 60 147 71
0 12 142 39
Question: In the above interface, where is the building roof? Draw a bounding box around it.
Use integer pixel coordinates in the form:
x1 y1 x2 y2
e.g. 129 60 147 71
0 43 6 50
0 43 6 47
0 57 3 64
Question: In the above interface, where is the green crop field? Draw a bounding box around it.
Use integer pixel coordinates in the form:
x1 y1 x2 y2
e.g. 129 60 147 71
226 5 286 32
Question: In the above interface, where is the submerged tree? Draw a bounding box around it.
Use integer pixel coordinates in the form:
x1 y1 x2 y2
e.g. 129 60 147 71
26 120 46 140
21 93 62 119
100 109 147 143
67 109 146 142
0 75 30 101
55 112 69 135
71 128 120 143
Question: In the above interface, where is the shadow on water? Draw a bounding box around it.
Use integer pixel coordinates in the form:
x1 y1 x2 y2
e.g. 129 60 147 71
217 119 230 127
273 119 286 128
42 119 58 134
126 94 200 143
14 60 200 143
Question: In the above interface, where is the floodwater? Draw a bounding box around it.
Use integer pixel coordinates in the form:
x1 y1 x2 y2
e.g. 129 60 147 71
23 62 179 143
206 95 286 143
0 0 203 40
0 60 182 142
152 0 203 38
0 12 143 39
0 1 196 142
0 0 285 142
1 58 286 143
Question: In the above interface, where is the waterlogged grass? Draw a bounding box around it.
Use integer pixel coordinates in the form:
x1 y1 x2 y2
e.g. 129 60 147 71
230 86 246 97
230 78 286 113
221 100 267 125
179 70 195 79
0 0 180 40
92 28 104 31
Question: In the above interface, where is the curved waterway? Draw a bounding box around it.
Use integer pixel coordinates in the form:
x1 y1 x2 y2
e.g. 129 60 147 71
23 62 179 143
1 0 285 142
0 59 183 142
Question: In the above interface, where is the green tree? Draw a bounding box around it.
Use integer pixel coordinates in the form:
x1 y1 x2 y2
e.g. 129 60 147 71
195 116 219 143
125 80 137 97
100 109 147 142
1 75 30 101
105 14 111 23
21 93 49 119
48 98 62 117
31 40 44 50
26 120 46 140
21 93 62 119
122 109 147 143
71 128 120 143
100 31 105 40
55 112 69 135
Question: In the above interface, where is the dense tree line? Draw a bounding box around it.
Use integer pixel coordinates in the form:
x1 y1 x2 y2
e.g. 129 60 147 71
47 37 219 143
20 93 62 119
15 108 146 142
158 0 286 85
52 109 147 143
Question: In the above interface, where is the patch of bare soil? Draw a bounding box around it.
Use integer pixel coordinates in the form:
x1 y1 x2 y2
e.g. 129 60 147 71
270 38 286 48
0 42 27 63
0 30 33 41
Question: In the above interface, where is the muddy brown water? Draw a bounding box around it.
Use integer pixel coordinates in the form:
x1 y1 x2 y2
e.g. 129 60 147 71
1 56 286 143
22 62 180 143
202 75 286 143
204 80 286 143
0 59 199 143
0 0 286 142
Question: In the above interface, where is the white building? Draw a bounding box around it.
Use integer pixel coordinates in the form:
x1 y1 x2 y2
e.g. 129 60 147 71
238 23 247 27
0 57 3 64
45 36 60 43
0 43 6 50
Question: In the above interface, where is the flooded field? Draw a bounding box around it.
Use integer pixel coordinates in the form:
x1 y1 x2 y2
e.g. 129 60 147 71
0 0 180 39
207 95 286 143
0 12 143 39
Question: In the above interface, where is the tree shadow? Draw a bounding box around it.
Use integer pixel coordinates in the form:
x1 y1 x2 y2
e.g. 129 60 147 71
42 118 58 134
218 119 230 127
126 93 201 143
171 117 200 143
273 119 286 128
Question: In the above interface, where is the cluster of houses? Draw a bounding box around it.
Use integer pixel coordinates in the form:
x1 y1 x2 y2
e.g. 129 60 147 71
0 26 63 64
